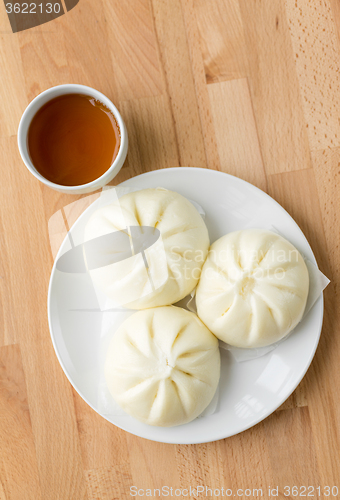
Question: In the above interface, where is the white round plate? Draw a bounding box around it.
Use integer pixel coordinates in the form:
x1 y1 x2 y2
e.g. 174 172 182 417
48 168 323 444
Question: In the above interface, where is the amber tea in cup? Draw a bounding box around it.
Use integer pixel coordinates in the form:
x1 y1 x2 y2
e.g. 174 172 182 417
27 94 121 186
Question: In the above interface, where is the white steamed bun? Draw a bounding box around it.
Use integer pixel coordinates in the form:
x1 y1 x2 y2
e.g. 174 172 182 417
84 188 209 309
196 229 309 348
105 306 220 427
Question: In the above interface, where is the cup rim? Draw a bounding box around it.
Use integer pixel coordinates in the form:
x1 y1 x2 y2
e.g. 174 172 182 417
17 84 127 192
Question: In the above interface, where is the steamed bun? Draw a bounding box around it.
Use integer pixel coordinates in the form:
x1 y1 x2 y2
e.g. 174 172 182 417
84 188 209 309
196 229 309 348
105 306 220 427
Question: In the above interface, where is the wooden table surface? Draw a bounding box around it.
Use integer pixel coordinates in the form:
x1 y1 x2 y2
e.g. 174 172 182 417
1 0 339 499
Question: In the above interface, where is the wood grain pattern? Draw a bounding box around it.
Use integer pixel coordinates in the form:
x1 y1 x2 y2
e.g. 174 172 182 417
0 138 88 500
286 0 340 151
238 0 311 175
119 95 179 175
0 37 27 136
180 0 221 170
105 0 163 101
0 344 42 500
85 464 133 500
264 407 319 488
151 0 207 167
0 0 339 497
208 78 267 190
194 0 248 83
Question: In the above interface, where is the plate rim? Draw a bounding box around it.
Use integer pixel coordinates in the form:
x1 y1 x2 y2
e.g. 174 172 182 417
47 167 324 444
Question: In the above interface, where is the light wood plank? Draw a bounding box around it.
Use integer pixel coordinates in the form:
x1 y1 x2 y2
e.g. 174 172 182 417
125 434 181 493
208 78 267 190
73 389 129 471
176 443 227 494
329 0 340 46
151 0 207 166
194 0 248 83
0 137 88 500
215 424 275 496
311 148 340 285
180 0 221 170
0 216 17 347
239 0 311 175
59 0 119 100
309 148 340 484
85 464 133 500
264 407 319 489
119 95 179 176
0 344 42 500
18 31 69 102
267 168 330 274
285 0 340 151
0 36 27 136
268 168 339 484
0 480 6 500
104 0 164 101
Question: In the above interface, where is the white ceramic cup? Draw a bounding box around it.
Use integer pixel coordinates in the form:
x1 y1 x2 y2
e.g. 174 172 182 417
17 84 128 194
